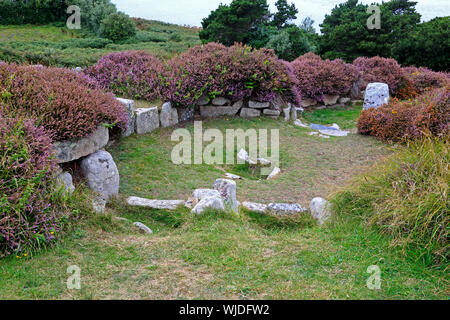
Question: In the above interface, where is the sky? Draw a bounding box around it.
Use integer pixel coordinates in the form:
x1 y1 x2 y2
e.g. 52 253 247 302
111 0 450 30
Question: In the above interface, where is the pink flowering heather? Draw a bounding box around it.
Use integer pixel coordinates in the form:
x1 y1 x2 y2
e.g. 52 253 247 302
0 63 128 141
85 50 165 101
353 56 404 95
402 66 450 95
0 109 65 257
291 53 360 103
160 43 301 108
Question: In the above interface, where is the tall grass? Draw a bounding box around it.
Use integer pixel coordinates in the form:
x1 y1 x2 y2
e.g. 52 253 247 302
331 136 449 267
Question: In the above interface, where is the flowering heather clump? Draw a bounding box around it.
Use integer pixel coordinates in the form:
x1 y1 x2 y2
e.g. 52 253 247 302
0 110 64 257
0 63 128 141
291 53 360 103
402 66 450 95
159 43 301 108
358 86 449 142
353 56 404 96
85 51 165 101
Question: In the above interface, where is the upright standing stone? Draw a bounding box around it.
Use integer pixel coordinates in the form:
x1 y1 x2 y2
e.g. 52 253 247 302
80 150 119 200
290 103 298 121
363 83 390 110
160 102 179 128
117 98 135 137
213 179 238 213
55 172 75 194
135 107 159 134
282 105 291 121
310 197 332 225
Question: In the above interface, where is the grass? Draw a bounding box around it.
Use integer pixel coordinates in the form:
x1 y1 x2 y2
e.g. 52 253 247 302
0 20 201 67
303 103 363 129
0 105 447 300
331 136 449 267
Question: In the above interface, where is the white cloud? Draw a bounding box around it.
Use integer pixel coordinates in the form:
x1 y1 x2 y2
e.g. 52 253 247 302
111 0 449 29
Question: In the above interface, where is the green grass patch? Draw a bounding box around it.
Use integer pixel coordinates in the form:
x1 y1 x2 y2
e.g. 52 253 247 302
303 104 363 129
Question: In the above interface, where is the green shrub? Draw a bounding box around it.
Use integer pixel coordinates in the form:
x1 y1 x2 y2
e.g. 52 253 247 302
100 12 137 42
331 137 449 266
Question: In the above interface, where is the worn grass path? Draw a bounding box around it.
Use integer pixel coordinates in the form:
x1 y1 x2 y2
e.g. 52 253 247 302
0 105 447 299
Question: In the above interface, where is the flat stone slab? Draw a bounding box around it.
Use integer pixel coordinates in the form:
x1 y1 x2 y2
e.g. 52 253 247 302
263 109 281 117
249 101 270 109
240 108 261 118
53 125 109 163
310 123 339 131
294 119 309 128
319 129 349 137
242 202 267 214
267 203 307 215
200 105 241 118
127 197 185 210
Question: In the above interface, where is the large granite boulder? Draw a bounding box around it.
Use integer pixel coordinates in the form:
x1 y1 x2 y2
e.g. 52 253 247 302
53 125 109 163
80 150 119 200
212 97 230 106
301 98 317 107
192 189 221 202
135 107 159 134
267 203 307 215
191 195 225 215
323 94 340 106
213 179 238 212
363 83 390 110
160 102 179 128
116 98 135 137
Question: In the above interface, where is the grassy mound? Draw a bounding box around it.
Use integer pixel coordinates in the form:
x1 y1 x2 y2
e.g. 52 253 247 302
331 137 449 266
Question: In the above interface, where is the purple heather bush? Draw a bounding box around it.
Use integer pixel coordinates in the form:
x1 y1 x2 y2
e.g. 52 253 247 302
85 50 164 101
291 52 360 103
0 63 128 141
160 43 301 108
0 109 65 257
402 66 450 95
353 56 404 96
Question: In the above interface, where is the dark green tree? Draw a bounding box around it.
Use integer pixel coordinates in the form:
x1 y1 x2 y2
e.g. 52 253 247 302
319 0 421 62
392 17 450 71
266 26 314 61
199 0 270 45
271 0 298 30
